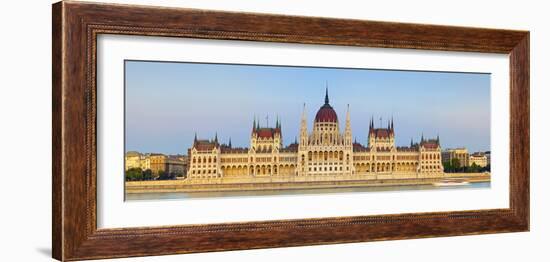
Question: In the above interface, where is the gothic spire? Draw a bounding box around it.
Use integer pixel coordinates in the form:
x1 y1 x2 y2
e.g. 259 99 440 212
369 116 374 134
301 103 307 122
324 83 329 105
194 132 197 143
369 116 372 130
299 103 308 146
345 103 352 146
228 137 232 148
370 116 373 129
345 104 351 127
252 116 256 132
410 138 413 147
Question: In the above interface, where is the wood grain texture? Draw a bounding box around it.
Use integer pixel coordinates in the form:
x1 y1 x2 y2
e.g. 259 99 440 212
52 2 63 260
52 1 530 261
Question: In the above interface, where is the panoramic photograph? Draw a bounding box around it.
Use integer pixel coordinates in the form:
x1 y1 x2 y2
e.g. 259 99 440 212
124 60 491 200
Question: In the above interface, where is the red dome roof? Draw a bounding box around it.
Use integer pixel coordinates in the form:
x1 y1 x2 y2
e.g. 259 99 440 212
315 104 338 123
314 87 338 123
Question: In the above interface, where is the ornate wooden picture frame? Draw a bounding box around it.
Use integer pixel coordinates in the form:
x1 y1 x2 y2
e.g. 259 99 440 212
52 1 529 261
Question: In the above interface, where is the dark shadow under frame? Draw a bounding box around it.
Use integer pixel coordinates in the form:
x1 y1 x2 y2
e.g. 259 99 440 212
52 1 529 261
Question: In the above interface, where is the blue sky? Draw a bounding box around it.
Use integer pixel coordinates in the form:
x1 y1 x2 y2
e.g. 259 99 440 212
125 60 490 154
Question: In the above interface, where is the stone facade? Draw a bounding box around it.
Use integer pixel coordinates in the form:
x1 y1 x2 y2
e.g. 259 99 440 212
125 152 187 176
442 148 470 167
469 152 488 167
187 89 444 180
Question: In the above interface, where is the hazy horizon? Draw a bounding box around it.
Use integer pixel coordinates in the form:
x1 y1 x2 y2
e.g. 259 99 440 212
125 60 491 155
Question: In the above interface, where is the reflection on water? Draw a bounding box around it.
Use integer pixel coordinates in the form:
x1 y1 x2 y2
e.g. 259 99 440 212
125 182 490 201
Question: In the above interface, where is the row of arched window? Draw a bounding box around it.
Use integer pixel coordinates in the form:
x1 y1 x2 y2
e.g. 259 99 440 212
192 156 217 164
421 154 440 160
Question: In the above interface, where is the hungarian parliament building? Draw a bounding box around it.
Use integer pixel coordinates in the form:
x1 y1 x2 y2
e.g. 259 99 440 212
187 89 444 181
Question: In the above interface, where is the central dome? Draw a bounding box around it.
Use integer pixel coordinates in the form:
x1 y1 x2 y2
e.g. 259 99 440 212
314 88 338 123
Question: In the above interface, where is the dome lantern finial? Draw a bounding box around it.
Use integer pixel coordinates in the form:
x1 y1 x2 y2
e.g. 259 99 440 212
324 82 329 105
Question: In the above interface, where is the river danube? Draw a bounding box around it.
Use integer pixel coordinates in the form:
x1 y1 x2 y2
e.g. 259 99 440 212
126 181 490 201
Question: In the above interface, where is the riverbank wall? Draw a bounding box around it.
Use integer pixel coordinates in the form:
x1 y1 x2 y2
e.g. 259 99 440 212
125 172 490 193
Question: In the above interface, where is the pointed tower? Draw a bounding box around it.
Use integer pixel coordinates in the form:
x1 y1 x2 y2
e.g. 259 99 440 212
298 103 309 176
369 116 375 135
252 116 257 134
299 103 308 148
368 115 380 148
250 116 258 151
228 137 232 148
344 104 352 147
273 115 282 150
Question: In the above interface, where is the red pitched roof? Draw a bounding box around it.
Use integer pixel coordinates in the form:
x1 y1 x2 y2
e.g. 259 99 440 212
280 143 299 153
256 128 280 138
353 142 370 152
194 140 217 151
373 128 392 138
422 142 438 149
220 147 248 154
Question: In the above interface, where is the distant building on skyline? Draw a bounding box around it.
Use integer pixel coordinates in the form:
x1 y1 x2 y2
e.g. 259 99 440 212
469 152 488 167
125 152 188 177
442 148 490 168
442 148 470 167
